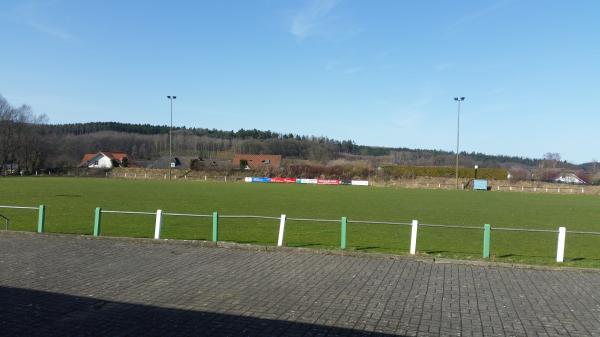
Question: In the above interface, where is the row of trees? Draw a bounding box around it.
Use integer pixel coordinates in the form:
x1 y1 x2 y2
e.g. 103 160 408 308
0 96 47 173
41 121 544 165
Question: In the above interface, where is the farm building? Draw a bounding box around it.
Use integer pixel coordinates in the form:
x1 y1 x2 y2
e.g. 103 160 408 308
79 152 131 169
190 158 231 170
553 173 588 185
232 154 281 170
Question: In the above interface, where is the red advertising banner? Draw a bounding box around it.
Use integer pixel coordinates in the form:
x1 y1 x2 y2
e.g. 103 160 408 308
246 176 367 186
317 179 340 185
271 177 297 183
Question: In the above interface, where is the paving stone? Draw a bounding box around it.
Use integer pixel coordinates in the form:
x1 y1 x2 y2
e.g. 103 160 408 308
0 232 599 336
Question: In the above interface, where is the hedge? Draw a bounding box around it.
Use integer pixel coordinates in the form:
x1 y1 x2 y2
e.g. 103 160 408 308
381 166 508 180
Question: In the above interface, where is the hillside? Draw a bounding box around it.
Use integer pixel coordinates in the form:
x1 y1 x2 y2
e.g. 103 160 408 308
0 94 576 172
37 122 543 169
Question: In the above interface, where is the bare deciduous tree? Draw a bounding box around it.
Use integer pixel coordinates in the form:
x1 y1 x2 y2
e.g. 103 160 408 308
542 152 561 168
0 95 47 174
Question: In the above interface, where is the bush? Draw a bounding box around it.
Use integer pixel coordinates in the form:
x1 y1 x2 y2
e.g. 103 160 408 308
281 164 373 180
381 166 507 180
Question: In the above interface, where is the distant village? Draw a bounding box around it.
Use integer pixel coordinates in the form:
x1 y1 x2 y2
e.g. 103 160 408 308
77 151 593 185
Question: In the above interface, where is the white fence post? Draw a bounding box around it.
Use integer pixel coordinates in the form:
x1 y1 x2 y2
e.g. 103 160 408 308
556 227 566 263
410 220 418 255
154 209 163 240
277 214 286 247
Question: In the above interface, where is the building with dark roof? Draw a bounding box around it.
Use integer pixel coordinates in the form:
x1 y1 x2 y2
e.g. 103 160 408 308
232 154 281 170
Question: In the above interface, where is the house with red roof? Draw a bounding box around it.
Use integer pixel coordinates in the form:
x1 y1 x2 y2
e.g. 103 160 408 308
78 152 131 169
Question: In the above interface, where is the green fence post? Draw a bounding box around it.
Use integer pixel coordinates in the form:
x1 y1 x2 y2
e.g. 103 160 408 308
212 211 219 242
93 207 102 236
340 217 347 249
37 205 45 233
483 224 491 259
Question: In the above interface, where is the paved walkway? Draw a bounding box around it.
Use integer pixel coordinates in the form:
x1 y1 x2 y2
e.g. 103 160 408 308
1 232 599 337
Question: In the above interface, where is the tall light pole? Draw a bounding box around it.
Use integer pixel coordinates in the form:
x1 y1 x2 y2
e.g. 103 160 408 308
167 95 176 180
454 97 465 190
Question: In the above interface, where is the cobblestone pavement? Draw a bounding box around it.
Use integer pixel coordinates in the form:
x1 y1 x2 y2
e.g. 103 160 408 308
1 232 599 337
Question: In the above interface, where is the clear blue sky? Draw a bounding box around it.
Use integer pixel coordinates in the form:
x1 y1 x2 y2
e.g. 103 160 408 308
1 0 599 163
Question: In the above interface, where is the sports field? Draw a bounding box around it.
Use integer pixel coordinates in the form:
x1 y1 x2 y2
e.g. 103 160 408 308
1 177 599 267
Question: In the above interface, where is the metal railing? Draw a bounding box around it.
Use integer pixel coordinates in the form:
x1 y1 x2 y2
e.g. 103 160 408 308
0 205 45 232
88 206 600 263
287 217 339 223
2 203 598 264
390 181 588 194
0 205 38 210
106 172 241 183
0 213 9 230
101 210 156 215
347 220 411 226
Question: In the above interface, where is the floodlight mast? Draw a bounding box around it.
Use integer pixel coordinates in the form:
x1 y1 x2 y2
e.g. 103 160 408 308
454 97 465 190
167 96 177 180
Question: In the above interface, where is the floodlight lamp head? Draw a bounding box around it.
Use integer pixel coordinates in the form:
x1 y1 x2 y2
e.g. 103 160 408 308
167 96 171 99
460 97 465 101
173 96 177 99
454 97 459 101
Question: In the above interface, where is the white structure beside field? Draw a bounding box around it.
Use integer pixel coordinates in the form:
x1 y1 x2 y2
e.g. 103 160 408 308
554 173 587 185
79 152 129 169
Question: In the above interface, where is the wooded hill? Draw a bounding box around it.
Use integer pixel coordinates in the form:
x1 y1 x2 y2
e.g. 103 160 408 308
37 122 543 169
0 94 569 172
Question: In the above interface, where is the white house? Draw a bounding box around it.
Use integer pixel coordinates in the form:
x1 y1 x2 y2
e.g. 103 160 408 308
79 152 130 169
554 173 587 185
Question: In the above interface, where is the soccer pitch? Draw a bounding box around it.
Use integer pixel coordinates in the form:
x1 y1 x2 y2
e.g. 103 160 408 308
1 177 599 267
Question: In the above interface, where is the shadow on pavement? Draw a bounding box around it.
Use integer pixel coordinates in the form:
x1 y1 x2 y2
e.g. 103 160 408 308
0 286 404 337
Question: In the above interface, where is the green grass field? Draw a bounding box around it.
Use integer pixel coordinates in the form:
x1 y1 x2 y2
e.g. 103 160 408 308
1 177 599 267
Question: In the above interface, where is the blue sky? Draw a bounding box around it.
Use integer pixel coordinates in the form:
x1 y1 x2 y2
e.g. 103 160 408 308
1 0 599 163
